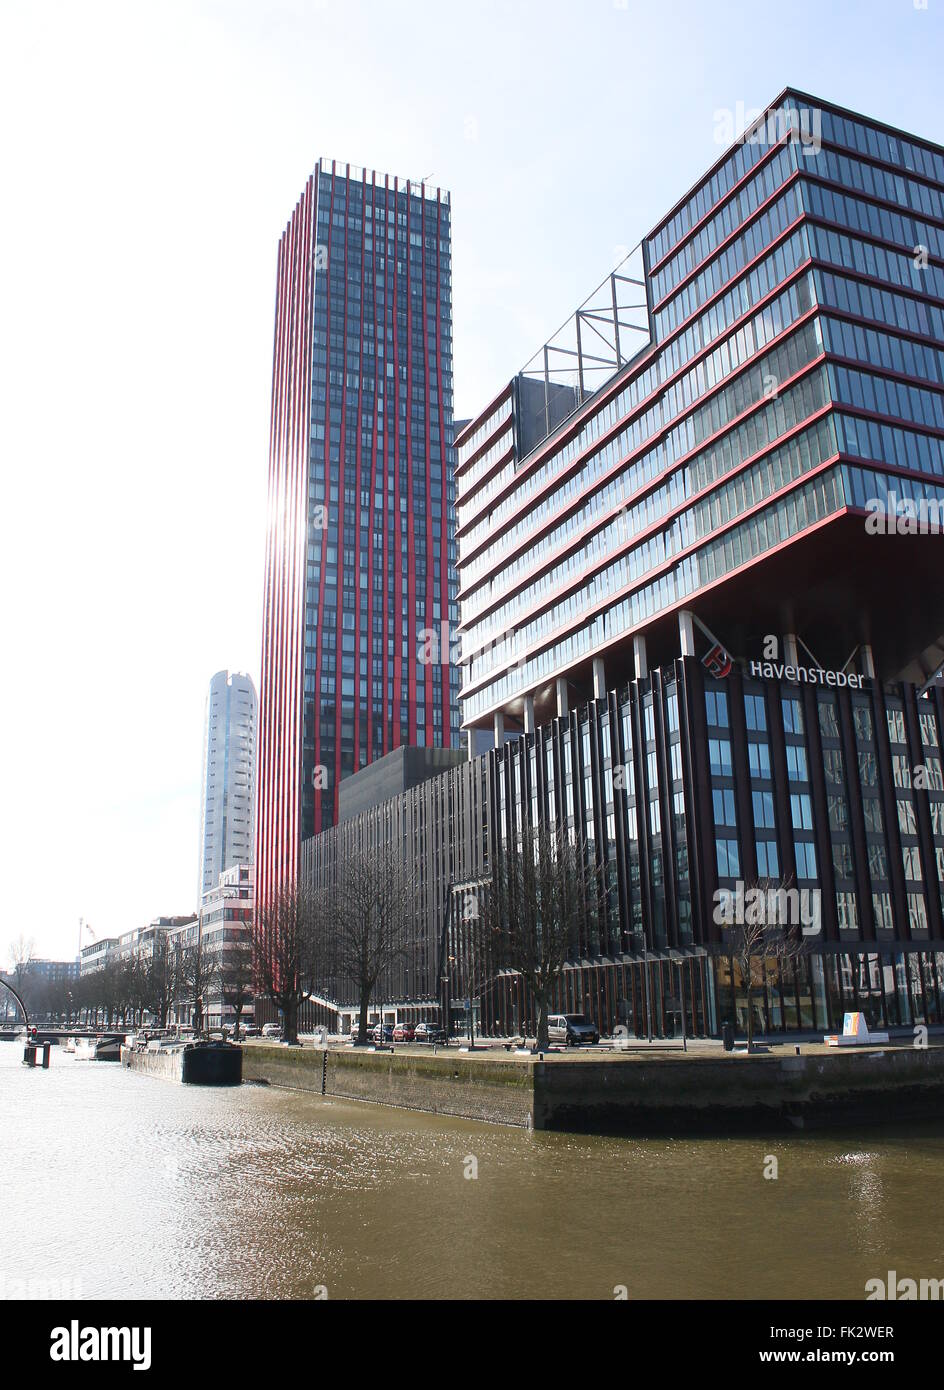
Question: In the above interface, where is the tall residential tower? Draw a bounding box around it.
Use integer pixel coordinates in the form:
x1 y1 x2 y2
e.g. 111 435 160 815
256 161 459 907
197 670 257 904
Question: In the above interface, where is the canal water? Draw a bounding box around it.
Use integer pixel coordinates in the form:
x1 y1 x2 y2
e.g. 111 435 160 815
2 1041 944 1300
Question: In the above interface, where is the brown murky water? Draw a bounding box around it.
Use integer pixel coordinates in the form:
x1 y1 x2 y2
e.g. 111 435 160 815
2 1042 944 1300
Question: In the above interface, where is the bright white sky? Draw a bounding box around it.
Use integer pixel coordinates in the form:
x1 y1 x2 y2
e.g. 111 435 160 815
1 0 940 963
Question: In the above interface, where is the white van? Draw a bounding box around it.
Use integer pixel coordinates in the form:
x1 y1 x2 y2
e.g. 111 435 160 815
547 1014 600 1046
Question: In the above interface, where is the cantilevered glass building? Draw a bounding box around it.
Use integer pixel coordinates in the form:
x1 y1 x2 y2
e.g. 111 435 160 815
257 161 460 909
298 92 944 1041
456 88 944 736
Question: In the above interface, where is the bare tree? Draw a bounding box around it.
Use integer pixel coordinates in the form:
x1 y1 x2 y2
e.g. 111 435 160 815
480 823 604 1053
214 934 254 1038
330 846 415 1046
143 935 175 1028
722 876 809 1052
177 938 212 1034
9 935 35 993
253 878 324 1044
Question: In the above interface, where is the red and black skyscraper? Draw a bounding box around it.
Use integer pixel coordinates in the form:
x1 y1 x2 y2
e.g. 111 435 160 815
256 161 459 906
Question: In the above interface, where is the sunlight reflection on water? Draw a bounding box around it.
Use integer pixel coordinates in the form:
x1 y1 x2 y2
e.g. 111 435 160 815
3 1043 944 1300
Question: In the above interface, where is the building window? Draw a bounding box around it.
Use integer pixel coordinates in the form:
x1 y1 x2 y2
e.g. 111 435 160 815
756 839 779 878
795 840 818 878
887 709 907 744
909 894 929 933
819 698 840 739
836 891 859 932
716 838 741 878
832 841 854 878
853 704 873 742
920 711 939 748
744 693 767 731
749 742 771 779
706 690 729 728
782 696 804 734
872 892 894 931
903 845 923 881
709 738 733 776
786 745 808 782
893 755 912 789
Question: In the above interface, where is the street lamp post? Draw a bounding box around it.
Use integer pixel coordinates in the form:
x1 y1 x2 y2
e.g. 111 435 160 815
642 938 653 1043
668 950 688 1052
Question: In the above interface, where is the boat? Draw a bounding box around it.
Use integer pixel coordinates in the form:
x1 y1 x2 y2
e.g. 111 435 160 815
120 1037 242 1085
71 1033 126 1061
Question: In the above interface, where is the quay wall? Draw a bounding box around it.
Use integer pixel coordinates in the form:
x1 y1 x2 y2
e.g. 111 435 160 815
533 1046 944 1133
121 1047 185 1083
242 1045 533 1126
241 1043 944 1134
122 1046 242 1086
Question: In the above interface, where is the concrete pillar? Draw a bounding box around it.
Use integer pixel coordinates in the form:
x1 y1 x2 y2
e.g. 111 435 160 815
633 634 648 680
592 657 606 701
493 710 505 747
556 678 569 718
861 644 876 678
524 693 535 735
784 633 799 666
679 609 696 658
467 729 476 762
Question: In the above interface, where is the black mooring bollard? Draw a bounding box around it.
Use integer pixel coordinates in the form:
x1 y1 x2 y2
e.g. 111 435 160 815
42 1042 51 1069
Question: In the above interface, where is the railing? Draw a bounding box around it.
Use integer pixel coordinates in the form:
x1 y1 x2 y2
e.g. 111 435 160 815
514 241 652 460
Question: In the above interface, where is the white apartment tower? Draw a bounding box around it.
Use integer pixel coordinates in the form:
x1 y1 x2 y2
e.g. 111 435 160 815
197 671 257 904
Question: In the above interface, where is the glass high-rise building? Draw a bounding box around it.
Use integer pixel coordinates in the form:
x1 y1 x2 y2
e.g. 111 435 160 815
257 161 459 907
197 670 257 905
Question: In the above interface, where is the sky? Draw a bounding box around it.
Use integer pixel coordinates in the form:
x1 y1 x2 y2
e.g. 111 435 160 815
1 0 941 963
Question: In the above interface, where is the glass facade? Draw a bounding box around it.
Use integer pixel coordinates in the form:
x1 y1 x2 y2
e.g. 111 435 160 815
305 657 944 1038
258 162 460 910
456 89 944 734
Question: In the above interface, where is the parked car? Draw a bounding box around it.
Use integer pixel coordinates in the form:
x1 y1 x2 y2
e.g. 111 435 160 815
370 1023 394 1044
261 1022 282 1039
547 1013 600 1047
413 1021 447 1044
392 1021 415 1042
241 1025 261 1037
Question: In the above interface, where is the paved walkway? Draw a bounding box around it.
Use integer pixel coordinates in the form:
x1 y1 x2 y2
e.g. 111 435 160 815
255 1031 944 1062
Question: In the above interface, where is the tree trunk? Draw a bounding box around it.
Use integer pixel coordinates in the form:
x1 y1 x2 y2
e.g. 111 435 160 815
356 991 371 1046
282 999 298 1044
534 994 550 1053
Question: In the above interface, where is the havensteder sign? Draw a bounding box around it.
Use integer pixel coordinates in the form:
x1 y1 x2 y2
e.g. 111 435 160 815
747 661 870 689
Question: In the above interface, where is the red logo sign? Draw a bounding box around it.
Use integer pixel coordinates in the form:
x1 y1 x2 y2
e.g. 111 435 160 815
702 642 733 679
